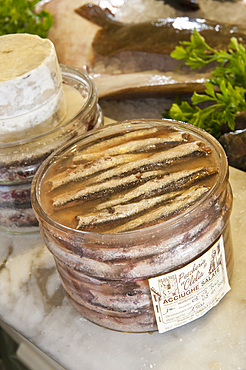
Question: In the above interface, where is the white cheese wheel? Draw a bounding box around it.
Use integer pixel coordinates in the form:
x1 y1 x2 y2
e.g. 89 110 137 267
0 33 66 135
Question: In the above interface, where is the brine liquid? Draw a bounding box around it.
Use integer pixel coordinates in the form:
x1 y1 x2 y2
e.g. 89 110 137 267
40 124 219 233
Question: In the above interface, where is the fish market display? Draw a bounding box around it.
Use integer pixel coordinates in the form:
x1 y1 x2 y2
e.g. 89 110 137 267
32 120 233 332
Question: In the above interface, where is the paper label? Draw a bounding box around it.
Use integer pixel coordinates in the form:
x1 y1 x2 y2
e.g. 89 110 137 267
148 236 230 333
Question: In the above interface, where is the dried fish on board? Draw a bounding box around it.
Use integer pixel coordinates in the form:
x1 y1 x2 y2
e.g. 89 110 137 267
75 3 246 57
42 0 246 98
92 70 211 99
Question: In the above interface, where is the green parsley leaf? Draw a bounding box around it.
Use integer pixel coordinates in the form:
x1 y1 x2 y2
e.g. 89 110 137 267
0 0 53 38
165 30 246 137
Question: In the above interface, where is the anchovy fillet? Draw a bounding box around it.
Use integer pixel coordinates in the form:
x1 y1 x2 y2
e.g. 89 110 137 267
93 141 210 185
52 169 164 208
109 185 209 233
74 132 187 161
49 153 144 191
73 127 159 161
97 166 218 210
76 189 183 229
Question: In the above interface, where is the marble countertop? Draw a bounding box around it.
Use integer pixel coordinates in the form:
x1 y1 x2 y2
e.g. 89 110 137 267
0 165 245 370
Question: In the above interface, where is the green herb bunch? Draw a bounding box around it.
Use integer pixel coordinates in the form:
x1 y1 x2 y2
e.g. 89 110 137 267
0 0 53 38
165 29 246 138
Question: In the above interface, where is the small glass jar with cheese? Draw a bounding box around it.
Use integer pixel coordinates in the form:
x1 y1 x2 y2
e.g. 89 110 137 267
0 34 103 233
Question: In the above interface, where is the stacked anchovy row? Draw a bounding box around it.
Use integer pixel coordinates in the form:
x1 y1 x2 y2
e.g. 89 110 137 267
42 124 233 332
49 126 216 231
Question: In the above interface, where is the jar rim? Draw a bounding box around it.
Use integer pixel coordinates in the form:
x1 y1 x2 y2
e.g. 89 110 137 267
31 119 229 240
0 64 97 148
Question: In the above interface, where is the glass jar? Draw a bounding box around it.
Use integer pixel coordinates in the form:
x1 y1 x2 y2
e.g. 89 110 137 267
31 120 233 332
0 65 103 233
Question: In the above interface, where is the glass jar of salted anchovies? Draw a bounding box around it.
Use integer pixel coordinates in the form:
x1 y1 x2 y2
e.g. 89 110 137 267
31 119 233 333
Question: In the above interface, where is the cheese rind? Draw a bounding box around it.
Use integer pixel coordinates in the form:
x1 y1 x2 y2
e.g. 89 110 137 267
0 33 66 134
0 84 86 164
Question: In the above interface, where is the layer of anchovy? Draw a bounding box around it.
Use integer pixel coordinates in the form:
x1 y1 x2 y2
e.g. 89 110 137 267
51 140 212 210
46 124 220 236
